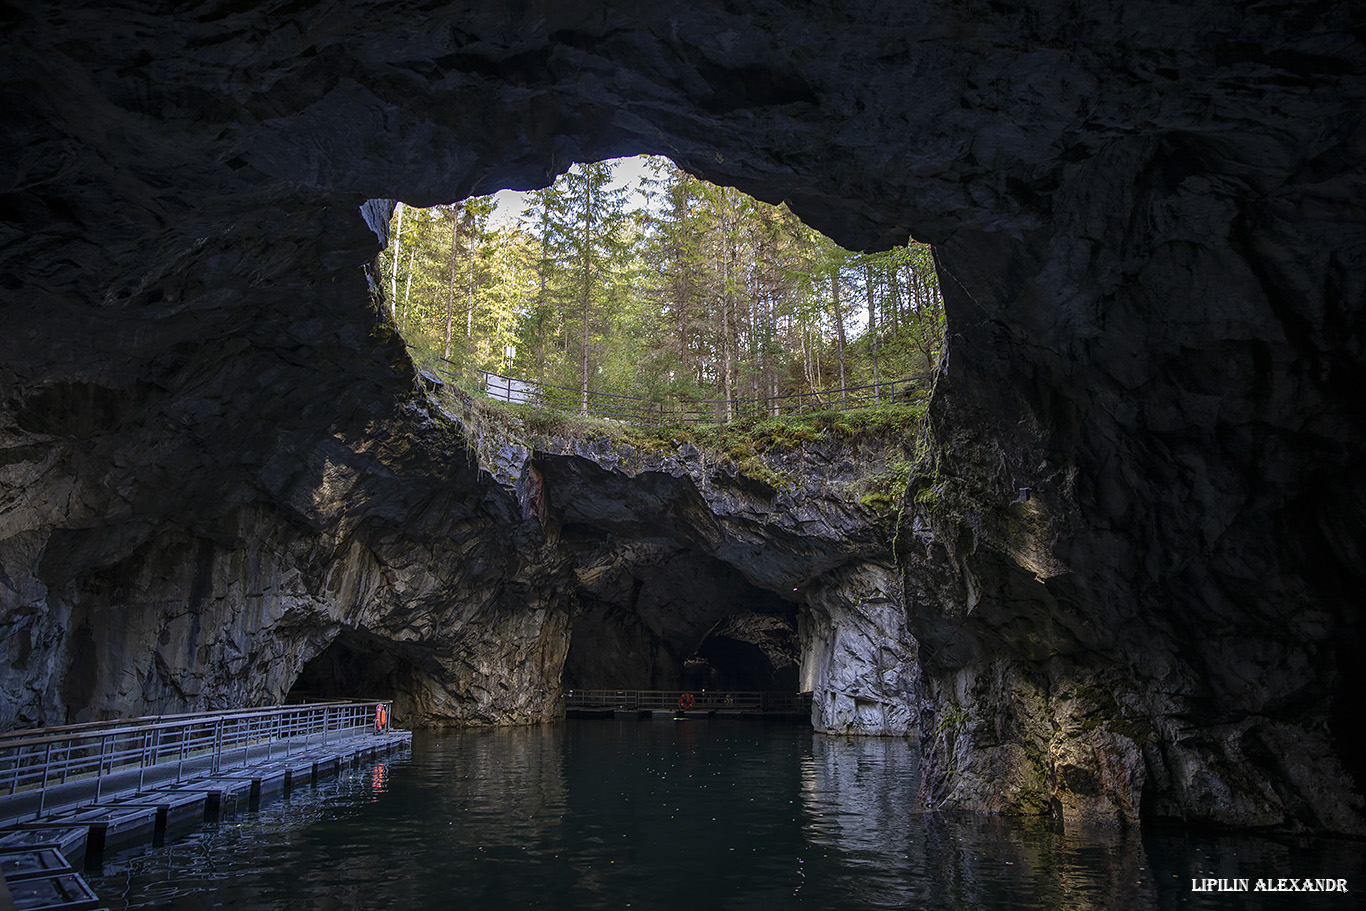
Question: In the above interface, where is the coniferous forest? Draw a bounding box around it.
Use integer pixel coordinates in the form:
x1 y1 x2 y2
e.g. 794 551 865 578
381 156 945 415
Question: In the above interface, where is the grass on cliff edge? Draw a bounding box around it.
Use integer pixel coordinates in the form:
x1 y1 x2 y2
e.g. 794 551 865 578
439 384 924 510
444 385 926 455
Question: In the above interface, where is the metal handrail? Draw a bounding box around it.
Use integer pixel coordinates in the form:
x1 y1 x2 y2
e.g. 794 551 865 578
408 346 930 427
0 705 281 746
475 368 932 427
565 689 813 712
1 700 392 815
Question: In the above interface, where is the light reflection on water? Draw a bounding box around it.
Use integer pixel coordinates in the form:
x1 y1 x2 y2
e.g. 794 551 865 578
86 722 1361 910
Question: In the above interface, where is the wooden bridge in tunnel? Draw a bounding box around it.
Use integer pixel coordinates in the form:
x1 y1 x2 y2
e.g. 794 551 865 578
565 689 812 720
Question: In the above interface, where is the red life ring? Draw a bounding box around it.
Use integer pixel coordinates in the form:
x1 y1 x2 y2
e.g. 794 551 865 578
374 703 387 732
679 692 695 709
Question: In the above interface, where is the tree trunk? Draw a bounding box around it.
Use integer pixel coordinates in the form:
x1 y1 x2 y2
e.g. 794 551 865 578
722 288 734 420
465 233 475 341
746 247 759 404
832 267 847 402
676 276 688 384
721 206 736 420
443 207 459 360
580 278 591 415
579 181 594 416
536 200 550 378
864 261 879 402
889 259 902 334
389 202 404 318
400 248 414 330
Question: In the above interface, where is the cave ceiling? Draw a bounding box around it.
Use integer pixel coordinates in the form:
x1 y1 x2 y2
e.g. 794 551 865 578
1 0 1364 833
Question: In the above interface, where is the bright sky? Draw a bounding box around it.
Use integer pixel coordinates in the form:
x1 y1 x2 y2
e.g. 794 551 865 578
490 155 659 227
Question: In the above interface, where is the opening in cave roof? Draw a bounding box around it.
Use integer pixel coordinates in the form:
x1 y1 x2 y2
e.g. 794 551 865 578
379 155 945 426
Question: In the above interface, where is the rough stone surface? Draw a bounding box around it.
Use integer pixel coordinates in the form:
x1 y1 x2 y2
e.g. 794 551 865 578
561 545 798 692
1 0 1364 834
477 414 917 730
801 561 918 736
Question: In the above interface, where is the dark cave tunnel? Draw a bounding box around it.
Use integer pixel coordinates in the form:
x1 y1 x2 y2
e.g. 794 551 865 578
559 542 802 695
286 551 805 715
286 628 436 708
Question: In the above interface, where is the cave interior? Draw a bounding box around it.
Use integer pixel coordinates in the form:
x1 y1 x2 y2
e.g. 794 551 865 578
1 0 1362 836
558 536 802 694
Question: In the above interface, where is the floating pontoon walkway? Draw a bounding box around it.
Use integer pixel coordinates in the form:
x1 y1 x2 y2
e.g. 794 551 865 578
565 689 812 720
0 700 410 911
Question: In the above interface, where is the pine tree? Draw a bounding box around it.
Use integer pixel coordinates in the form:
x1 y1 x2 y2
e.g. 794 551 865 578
442 203 461 360
380 156 946 419
521 186 566 379
550 161 632 413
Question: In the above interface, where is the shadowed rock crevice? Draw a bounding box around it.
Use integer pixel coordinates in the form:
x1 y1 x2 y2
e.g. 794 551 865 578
286 626 440 718
560 546 800 692
692 610 800 693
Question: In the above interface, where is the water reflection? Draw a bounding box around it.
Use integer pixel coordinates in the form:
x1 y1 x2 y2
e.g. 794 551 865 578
921 815 1156 911
87 723 1361 911
802 734 923 907
798 735 1155 910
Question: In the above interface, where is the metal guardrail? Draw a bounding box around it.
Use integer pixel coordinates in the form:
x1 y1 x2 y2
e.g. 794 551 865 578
409 347 929 427
478 369 931 426
0 701 391 817
565 690 812 713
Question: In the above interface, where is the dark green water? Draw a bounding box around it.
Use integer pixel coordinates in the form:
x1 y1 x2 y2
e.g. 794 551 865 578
88 720 1360 910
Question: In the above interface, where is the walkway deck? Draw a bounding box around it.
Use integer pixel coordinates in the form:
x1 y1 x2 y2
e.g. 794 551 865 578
0 702 410 911
565 689 812 720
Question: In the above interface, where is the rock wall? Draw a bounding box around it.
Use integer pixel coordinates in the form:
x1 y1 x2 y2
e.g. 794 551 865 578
1 353 915 731
1 0 1363 833
0 389 573 728
483 418 919 733
801 561 918 736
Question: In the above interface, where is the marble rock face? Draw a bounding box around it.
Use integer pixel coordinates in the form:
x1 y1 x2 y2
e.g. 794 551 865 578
1 1 1363 833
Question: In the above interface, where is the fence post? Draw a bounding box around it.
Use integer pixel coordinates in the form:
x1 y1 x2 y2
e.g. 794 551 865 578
213 719 223 774
138 730 149 793
94 735 107 803
36 742 51 818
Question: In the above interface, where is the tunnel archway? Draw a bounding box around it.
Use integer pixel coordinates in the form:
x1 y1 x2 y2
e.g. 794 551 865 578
687 611 800 692
560 547 802 695
286 628 438 717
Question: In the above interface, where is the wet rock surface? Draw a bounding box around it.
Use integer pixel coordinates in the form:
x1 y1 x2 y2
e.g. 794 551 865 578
494 419 916 727
1 1 1364 834
802 560 917 736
